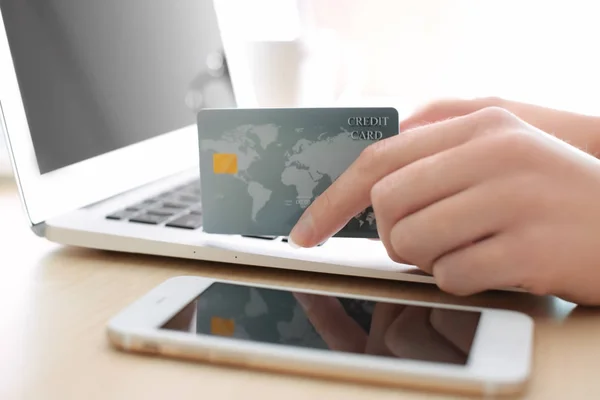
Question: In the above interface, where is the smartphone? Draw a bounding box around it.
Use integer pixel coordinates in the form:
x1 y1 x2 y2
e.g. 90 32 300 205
107 276 534 396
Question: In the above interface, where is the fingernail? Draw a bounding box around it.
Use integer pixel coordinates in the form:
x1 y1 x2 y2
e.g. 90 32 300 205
288 237 301 249
289 212 314 248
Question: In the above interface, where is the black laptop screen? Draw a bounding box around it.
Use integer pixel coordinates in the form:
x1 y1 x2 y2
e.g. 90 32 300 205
0 0 233 174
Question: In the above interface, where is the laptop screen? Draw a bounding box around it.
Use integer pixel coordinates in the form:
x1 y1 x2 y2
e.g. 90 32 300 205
1 0 234 174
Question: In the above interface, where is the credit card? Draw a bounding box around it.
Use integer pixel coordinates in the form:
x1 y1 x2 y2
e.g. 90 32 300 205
197 107 399 238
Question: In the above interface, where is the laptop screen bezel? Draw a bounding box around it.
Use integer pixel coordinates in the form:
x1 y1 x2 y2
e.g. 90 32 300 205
0 6 251 227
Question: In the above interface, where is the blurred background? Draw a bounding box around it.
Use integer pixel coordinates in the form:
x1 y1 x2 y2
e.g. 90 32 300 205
215 0 600 113
2 0 599 176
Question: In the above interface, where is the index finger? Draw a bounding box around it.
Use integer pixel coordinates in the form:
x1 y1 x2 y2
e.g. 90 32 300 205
288 107 511 248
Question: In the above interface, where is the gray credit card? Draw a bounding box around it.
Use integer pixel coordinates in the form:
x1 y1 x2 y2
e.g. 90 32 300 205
197 107 399 238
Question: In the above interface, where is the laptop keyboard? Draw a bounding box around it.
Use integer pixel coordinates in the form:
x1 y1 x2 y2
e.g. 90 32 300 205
106 179 204 230
105 178 323 245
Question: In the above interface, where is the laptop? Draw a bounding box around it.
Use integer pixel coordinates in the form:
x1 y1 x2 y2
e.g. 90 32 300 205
0 0 434 285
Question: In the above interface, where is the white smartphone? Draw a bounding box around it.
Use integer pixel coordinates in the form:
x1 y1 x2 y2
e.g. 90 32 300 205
107 276 534 396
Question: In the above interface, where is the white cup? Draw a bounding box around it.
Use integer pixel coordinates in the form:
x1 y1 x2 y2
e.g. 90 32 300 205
244 39 306 107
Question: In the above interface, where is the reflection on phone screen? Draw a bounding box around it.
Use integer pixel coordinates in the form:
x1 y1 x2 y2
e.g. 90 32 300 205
161 283 481 365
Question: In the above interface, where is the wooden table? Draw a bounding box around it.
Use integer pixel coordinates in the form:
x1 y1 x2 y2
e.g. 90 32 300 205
0 176 599 400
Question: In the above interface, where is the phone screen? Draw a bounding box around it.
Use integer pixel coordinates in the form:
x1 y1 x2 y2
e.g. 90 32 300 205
161 282 481 365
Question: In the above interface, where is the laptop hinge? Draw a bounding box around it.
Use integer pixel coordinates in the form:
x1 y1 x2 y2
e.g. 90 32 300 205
31 222 46 237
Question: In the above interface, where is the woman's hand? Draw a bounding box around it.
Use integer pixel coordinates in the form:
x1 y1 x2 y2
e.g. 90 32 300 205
289 106 600 306
402 97 600 156
293 293 477 364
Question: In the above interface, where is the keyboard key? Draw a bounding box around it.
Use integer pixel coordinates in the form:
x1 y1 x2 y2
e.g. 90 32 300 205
128 200 157 210
177 194 201 203
162 201 189 209
154 191 175 199
151 204 183 212
129 213 171 225
106 209 138 220
242 235 277 240
166 214 203 229
147 207 180 216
